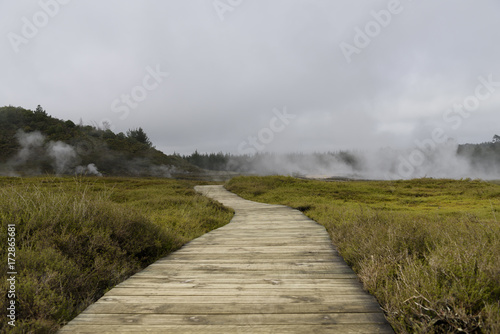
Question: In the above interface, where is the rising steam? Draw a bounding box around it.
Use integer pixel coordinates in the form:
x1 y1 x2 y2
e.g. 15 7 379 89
47 141 78 175
195 138 500 180
2 130 103 177
75 163 103 176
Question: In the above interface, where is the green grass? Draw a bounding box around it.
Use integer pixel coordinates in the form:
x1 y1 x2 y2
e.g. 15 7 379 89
0 176 233 334
226 176 500 333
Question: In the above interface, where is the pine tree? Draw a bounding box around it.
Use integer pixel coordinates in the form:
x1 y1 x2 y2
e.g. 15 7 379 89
127 127 152 147
35 105 47 115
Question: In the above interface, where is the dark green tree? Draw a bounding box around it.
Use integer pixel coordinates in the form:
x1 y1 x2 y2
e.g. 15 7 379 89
127 127 152 147
35 105 47 115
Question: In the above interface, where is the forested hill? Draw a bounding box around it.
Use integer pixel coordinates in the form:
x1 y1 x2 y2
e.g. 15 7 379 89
0 105 198 176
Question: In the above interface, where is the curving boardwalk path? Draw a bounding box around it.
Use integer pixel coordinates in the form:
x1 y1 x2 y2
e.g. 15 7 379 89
59 185 393 333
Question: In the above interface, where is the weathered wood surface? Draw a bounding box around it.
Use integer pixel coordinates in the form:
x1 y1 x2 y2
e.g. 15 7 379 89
59 185 393 333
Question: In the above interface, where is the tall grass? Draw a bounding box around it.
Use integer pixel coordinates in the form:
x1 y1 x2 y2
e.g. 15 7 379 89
0 177 233 333
226 176 500 333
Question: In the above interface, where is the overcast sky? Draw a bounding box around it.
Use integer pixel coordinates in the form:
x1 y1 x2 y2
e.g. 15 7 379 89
1 0 499 155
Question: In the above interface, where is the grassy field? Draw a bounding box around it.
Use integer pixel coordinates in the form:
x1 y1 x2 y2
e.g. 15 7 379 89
226 176 500 333
0 176 233 334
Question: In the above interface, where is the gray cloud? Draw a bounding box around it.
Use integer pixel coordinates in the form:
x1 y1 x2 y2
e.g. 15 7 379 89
1 0 499 157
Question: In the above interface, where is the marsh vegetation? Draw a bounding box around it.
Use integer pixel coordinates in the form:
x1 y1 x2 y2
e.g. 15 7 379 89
226 176 500 333
0 177 233 333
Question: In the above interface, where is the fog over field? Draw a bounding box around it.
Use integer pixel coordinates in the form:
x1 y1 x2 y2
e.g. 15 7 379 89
1 1 500 179
185 136 500 180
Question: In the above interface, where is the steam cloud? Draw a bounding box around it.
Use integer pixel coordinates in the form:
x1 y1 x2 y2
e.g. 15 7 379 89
15 130 45 164
219 139 500 180
75 163 103 177
47 141 77 175
2 130 103 177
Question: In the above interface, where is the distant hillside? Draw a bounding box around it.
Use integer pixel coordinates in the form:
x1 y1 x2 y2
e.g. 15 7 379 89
0 105 199 176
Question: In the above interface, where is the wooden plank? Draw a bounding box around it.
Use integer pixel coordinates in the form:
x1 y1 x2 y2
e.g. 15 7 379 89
200 231 327 235
162 254 342 260
104 287 369 296
96 294 378 304
174 245 335 250
117 277 359 286
116 282 362 289
144 263 347 270
134 268 356 274
180 240 329 246
131 273 359 280
153 258 341 263
59 324 395 333
163 252 341 258
129 274 360 280
66 312 389 325
172 249 336 255
83 301 383 314
185 241 334 246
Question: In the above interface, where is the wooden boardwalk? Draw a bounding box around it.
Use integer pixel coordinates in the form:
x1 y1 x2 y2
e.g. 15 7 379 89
59 185 393 333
